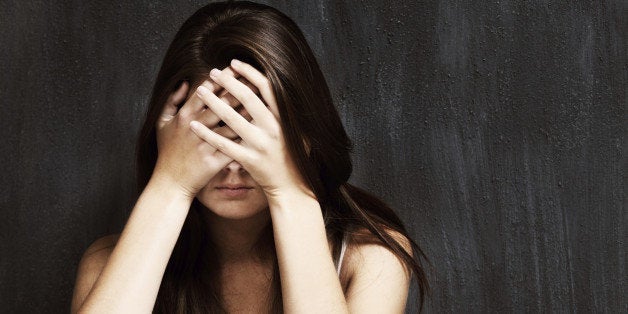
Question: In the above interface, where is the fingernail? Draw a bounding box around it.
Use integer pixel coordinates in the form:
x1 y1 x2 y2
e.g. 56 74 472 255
210 68 221 78
190 120 201 130
231 59 241 67
196 85 209 96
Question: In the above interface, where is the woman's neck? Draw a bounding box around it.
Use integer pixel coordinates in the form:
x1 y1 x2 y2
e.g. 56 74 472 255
205 208 273 264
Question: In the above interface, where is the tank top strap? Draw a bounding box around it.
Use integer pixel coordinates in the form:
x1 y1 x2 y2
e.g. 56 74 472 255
336 233 348 276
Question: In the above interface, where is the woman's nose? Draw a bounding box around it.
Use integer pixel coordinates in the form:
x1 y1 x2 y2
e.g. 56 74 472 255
223 160 245 173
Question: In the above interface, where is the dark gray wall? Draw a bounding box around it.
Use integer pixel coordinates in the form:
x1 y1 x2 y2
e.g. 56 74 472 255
0 1 625 313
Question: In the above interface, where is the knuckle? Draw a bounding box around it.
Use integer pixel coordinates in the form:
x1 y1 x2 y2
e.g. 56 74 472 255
215 140 226 151
242 92 257 104
245 153 259 166
177 109 190 121
197 144 208 154
254 139 269 153
268 123 281 137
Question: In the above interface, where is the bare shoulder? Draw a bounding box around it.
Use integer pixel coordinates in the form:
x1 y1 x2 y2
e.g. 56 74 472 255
342 227 413 313
71 233 121 313
344 227 413 276
83 233 121 256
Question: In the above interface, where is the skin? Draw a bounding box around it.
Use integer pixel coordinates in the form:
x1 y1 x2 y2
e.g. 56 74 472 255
71 59 412 313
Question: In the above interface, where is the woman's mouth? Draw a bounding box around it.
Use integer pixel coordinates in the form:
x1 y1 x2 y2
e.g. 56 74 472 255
216 186 253 197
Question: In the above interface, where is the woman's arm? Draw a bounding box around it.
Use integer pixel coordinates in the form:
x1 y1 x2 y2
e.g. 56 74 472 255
191 60 412 313
73 74 244 313
268 191 349 313
73 177 193 313
269 192 413 314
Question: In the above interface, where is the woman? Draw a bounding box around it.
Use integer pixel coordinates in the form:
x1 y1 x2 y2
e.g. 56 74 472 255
71 1 429 313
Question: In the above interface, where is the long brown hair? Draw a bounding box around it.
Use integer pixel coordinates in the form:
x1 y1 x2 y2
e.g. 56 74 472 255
136 1 430 312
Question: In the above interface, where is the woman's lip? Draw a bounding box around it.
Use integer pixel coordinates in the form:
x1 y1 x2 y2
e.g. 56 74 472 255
216 187 253 189
216 187 252 197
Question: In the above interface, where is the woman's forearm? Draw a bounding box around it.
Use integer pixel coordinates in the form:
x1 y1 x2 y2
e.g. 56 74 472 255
268 192 349 314
78 176 193 313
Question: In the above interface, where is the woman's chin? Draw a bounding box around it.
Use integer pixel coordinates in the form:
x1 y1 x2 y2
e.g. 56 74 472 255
204 202 270 220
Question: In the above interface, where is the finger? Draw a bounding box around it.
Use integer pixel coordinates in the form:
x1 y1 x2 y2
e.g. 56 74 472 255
209 68 276 129
215 77 258 117
180 67 242 116
229 59 280 121
196 85 258 144
161 81 188 117
237 105 253 122
217 106 253 128
213 125 240 140
215 77 257 128
197 66 242 108
190 121 249 163
212 149 235 166
217 76 260 98
157 81 189 129
197 89 236 128
215 81 259 119
199 78 255 128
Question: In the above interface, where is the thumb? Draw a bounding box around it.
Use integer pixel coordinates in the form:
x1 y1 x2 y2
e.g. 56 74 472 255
161 81 189 118
157 81 189 129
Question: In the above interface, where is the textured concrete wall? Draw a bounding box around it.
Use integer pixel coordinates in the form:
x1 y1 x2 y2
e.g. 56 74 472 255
0 1 625 313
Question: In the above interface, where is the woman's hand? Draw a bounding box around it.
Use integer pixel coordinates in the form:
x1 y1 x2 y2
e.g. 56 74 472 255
189 59 312 202
153 67 257 198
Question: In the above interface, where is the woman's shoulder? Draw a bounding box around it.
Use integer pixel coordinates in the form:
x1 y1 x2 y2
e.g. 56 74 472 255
341 229 412 313
347 227 413 255
343 226 413 280
72 233 121 312
76 233 121 278
340 227 413 309
84 233 121 256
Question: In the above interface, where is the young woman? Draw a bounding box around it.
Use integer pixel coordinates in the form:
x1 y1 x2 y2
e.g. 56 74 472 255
71 1 429 313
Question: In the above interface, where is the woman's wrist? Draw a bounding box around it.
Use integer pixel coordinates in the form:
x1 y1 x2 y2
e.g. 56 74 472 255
147 172 197 202
266 185 318 213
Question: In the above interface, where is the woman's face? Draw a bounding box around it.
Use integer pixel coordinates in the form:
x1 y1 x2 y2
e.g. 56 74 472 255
181 87 269 219
196 160 270 220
